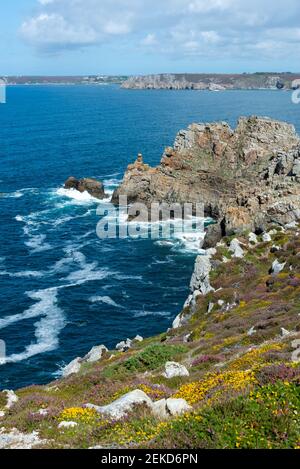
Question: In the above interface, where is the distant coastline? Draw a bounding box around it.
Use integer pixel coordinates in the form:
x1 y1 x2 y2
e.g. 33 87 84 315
2 73 300 90
121 73 300 91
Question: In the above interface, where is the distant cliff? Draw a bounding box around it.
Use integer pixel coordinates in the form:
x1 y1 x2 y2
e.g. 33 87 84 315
121 73 300 90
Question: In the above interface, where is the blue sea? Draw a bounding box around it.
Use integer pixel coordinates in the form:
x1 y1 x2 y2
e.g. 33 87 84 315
0 85 299 390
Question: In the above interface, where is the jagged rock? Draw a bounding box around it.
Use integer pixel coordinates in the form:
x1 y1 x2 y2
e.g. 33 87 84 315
281 327 290 337
116 338 132 352
183 333 192 343
58 421 78 429
152 398 192 419
3 390 18 409
207 302 215 314
61 357 82 377
285 221 298 229
247 326 257 336
248 232 258 244
229 239 244 258
202 224 223 249
262 233 272 242
86 390 153 420
190 255 214 296
162 362 189 379
64 177 106 199
83 345 108 363
112 117 300 235
133 335 143 342
270 259 286 275
0 428 46 449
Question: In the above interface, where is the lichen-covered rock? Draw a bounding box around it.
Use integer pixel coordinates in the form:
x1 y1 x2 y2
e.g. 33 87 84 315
61 357 82 377
0 428 46 449
152 398 192 419
229 239 244 258
3 390 18 409
83 345 108 363
86 390 153 420
163 362 190 379
58 421 78 429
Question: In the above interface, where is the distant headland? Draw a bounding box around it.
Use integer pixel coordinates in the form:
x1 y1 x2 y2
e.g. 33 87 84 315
2 73 300 90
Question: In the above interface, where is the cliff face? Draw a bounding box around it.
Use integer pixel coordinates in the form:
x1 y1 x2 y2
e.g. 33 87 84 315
121 73 299 90
112 116 300 239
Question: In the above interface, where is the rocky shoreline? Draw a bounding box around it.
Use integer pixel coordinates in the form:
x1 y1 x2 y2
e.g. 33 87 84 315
112 116 300 246
1 116 300 449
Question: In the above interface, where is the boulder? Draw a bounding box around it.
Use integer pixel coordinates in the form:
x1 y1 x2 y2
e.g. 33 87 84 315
133 335 143 342
4 390 18 409
262 233 272 242
270 259 286 275
152 398 191 419
83 345 108 363
163 362 189 379
61 357 82 378
0 428 46 449
86 390 153 420
202 224 223 249
229 239 244 258
58 421 78 429
64 177 106 200
116 338 132 352
248 232 258 244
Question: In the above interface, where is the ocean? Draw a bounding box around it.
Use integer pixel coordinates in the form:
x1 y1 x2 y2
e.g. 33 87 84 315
0 85 299 389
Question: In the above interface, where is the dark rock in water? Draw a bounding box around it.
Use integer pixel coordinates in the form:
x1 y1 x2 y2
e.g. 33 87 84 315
64 177 106 199
202 223 223 249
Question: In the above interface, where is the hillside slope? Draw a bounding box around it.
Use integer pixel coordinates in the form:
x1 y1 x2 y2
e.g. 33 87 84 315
0 225 299 449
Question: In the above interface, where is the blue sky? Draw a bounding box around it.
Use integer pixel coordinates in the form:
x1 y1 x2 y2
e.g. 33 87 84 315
1 0 300 76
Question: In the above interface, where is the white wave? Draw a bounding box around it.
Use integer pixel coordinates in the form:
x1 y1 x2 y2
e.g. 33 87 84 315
25 234 52 253
0 288 65 364
51 249 115 287
0 270 44 278
172 231 206 253
89 295 123 308
55 188 100 205
2 188 39 199
2 191 23 199
133 310 171 318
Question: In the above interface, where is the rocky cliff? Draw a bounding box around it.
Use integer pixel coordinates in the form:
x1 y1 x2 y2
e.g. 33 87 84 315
112 116 300 244
121 73 299 90
1 117 300 449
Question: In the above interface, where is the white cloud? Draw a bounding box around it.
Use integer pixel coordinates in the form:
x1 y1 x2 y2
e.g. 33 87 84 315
141 33 157 46
20 0 300 63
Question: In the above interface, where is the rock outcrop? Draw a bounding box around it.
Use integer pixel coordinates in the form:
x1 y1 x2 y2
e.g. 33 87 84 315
162 362 190 378
64 177 106 199
86 389 191 421
112 117 300 243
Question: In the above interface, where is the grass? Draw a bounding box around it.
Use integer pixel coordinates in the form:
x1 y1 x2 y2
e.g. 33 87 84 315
1 225 300 449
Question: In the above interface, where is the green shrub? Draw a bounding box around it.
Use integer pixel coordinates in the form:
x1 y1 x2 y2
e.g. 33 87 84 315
103 344 188 378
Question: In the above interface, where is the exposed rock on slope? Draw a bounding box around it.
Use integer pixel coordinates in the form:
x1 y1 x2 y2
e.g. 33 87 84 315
112 117 300 241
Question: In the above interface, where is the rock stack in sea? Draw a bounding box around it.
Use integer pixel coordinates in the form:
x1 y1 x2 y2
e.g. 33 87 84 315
112 116 300 245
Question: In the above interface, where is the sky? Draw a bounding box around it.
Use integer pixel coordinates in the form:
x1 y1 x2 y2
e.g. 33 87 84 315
1 0 300 76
